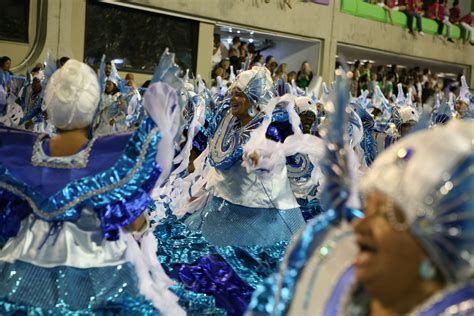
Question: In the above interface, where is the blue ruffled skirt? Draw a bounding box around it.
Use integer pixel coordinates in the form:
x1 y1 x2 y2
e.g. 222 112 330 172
0 260 159 315
185 196 305 247
155 208 293 315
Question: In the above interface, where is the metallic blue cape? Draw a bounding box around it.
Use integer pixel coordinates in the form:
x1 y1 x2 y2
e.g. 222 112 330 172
0 117 162 241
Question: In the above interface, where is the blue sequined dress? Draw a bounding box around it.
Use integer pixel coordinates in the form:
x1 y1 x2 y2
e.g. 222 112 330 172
155 105 306 315
0 118 185 315
185 105 305 247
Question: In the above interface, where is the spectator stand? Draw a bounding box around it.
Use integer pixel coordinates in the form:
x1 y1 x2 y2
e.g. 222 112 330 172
341 0 462 39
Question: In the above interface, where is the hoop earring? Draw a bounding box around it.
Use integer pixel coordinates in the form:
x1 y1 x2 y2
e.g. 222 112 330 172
419 258 436 280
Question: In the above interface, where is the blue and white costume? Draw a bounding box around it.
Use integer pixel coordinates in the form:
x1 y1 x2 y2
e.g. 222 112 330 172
184 67 305 247
0 60 184 315
248 70 474 315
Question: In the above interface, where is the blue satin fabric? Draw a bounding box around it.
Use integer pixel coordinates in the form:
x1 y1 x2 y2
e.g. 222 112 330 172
266 108 294 143
170 284 226 316
322 265 355 316
0 118 162 240
155 213 290 315
0 260 159 315
419 285 474 315
0 129 129 197
266 120 294 143
0 118 159 218
170 255 253 316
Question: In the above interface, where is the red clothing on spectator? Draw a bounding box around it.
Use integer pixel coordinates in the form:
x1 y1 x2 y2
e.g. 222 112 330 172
406 0 421 13
461 14 473 25
426 3 444 21
386 0 396 9
438 4 445 20
449 6 461 23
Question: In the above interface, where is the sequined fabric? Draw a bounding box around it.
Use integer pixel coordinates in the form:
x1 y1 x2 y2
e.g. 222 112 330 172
208 107 264 171
185 196 304 247
0 260 159 315
247 211 337 315
155 213 291 315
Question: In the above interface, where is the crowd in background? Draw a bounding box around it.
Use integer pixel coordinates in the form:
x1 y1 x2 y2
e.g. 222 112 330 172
365 0 473 44
347 60 465 106
0 55 143 133
211 34 314 89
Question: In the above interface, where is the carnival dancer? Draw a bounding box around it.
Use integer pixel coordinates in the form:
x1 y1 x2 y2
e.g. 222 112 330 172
248 68 474 316
152 67 309 316
184 66 305 247
0 59 185 315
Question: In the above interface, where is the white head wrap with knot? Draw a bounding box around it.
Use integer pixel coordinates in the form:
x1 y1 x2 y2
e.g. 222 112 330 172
231 66 273 107
44 59 100 130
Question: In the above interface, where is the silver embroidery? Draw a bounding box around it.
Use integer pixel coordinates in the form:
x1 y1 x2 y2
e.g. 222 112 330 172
31 134 97 169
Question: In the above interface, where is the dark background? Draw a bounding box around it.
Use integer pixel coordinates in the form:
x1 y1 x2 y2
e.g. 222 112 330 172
0 0 29 43
84 0 199 74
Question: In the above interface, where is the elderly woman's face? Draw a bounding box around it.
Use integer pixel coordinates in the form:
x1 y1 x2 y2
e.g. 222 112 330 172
353 191 428 298
230 87 251 118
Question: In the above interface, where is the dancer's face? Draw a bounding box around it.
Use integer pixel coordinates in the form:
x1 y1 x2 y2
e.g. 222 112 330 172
32 78 42 94
105 80 116 94
299 111 316 134
352 191 435 301
455 101 468 118
105 64 112 77
230 87 251 118
2 59 11 72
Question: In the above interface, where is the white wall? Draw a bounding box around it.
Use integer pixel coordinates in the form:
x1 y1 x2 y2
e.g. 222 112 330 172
264 40 320 75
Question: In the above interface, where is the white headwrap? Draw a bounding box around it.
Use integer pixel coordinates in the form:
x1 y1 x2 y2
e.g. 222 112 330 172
399 106 420 124
231 66 273 106
44 59 100 130
295 96 317 115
